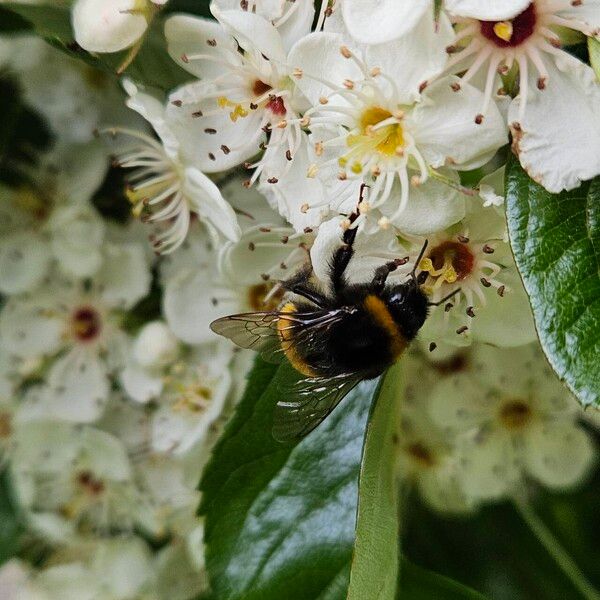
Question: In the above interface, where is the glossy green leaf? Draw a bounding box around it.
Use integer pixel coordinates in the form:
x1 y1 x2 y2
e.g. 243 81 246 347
505 157 600 406
200 358 380 600
347 362 402 600
400 561 488 600
589 38 600 81
0 4 189 92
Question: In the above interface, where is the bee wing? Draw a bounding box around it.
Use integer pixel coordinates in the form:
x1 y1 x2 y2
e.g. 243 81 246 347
272 372 365 442
210 309 348 364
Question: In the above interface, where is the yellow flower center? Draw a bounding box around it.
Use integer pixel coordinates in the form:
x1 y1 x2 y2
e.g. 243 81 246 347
172 384 213 413
14 186 50 222
419 241 475 293
346 106 405 163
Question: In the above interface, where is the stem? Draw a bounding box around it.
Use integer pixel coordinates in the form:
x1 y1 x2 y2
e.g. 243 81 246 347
513 498 600 600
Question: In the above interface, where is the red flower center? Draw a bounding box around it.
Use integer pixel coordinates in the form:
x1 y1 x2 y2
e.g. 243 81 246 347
479 3 537 48
72 307 102 342
265 95 287 116
428 241 475 281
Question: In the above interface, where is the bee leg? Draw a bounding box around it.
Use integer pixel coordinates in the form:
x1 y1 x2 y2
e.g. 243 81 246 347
282 265 329 307
370 257 410 292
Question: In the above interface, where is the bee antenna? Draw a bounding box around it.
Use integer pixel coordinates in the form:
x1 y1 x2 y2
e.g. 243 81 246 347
410 239 429 284
427 288 461 306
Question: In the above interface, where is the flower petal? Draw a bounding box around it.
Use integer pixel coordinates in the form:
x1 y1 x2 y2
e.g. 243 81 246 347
341 0 431 45
0 233 51 295
184 167 241 242
72 0 147 53
365 9 454 102
412 77 508 170
165 15 241 79
524 422 595 489
509 58 600 193
444 0 531 20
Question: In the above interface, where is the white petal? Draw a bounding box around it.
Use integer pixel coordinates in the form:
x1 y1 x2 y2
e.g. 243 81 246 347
163 269 239 344
81 428 131 480
341 0 431 45
365 10 454 102
123 80 179 158
57 141 109 204
0 233 51 295
288 31 363 106
456 431 518 501
509 59 600 193
412 77 508 170
72 0 148 53
380 175 466 234
184 167 241 242
557 0 600 29
444 0 530 20
524 422 595 489
165 15 241 79
259 132 328 231
468 270 537 347
96 243 151 309
49 204 105 279
277 0 314 52
45 348 110 422
167 81 265 173
0 297 64 359
213 9 287 64
121 363 164 403
133 321 179 368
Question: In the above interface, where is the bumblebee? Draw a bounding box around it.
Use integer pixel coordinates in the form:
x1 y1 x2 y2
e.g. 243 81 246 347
211 191 457 441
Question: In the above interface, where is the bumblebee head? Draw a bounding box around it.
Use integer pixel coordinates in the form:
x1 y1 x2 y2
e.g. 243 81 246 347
385 281 429 341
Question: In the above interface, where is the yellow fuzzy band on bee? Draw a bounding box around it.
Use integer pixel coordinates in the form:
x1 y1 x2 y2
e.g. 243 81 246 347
277 302 320 377
363 295 407 360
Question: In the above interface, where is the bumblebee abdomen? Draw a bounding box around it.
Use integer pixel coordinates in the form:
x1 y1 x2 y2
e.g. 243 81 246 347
362 295 408 361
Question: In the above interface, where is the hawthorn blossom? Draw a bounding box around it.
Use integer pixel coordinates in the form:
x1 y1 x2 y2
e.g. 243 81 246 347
0 144 107 295
442 0 600 192
110 80 241 253
160 180 312 344
287 31 507 230
72 0 167 54
429 343 595 500
164 7 313 188
0 241 151 422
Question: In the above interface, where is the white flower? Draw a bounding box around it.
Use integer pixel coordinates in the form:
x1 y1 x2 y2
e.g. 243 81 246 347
164 7 311 184
287 31 507 231
0 241 151 423
429 343 596 501
72 0 167 54
0 561 45 600
33 538 155 599
7 36 144 144
149 342 233 455
110 80 241 254
10 421 139 541
160 180 311 344
442 0 600 192
396 353 476 514
0 143 108 295
211 0 316 51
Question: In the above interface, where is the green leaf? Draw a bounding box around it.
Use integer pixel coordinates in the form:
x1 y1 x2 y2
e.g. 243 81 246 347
505 157 600 407
589 38 600 81
400 561 488 599
347 362 402 600
0 469 22 566
0 4 189 92
200 358 380 600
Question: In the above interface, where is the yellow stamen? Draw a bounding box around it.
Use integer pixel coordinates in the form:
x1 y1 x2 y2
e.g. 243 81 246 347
493 21 513 42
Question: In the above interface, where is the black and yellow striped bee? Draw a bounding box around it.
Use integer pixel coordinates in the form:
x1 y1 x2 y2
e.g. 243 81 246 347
211 190 457 441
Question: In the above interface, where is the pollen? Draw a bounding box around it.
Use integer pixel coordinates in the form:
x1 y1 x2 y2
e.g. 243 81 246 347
493 21 513 42
348 106 405 157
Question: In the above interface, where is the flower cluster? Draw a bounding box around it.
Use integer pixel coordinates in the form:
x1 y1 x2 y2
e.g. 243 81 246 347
0 0 599 596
